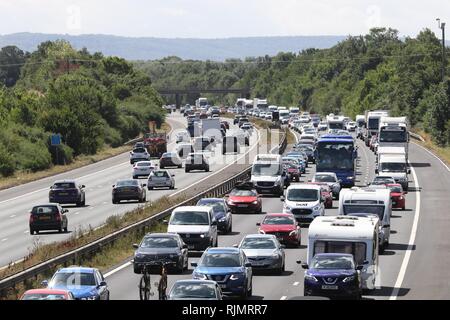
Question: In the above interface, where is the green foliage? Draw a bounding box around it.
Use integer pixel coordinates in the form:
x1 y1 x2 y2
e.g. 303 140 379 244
0 145 15 177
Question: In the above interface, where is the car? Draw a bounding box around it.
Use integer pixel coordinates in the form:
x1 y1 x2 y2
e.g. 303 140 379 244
185 153 210 172
29 204 68 235
191 247 253 298
346 121 357 132
168 280 223 300
196 198 232 234
42 266 110 300
134 142 145 149
194 137 214 152
20 289 75 300
265 114 273 120
300 253 363 300
284 162 301 182
132 233 188 274
238 117 250 128
318 122 328 131
226 183 262 214
294 144 315 163
285 152 308 171
221 121 230 130
311 173 341 199
159 152 183 169
256 213 301 247
241 123 254 133
147 170 175 190
167 206 218 251
369 135 378 152
130 147 150 164
386 183 406 210
176 132 191 143
370 176 396 187
309 183 333 209
112 179 146 204
238 234 285 274
132 161 157 179
222 136 240 154
49 180 86 207
233 115 242 125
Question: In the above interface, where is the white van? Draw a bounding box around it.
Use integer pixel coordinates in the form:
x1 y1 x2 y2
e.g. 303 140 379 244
339 187 392 252
167 206 218 251
308 216 380 290
251 154 286 196
281 184 325 224
376 154 410 191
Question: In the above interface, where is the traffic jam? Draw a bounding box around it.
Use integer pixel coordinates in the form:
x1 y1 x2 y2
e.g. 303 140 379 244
21 98 411 301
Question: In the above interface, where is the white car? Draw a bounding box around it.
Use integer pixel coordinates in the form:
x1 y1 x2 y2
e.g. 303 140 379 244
265 114 273 120
311 172 341 199
147 170 175 190
346 121 357 132
281 184 325 224
130 147 150 164
318 122 328 131
132 161 157 179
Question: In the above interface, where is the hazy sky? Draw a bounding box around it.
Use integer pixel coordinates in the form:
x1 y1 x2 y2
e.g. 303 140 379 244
0 0 448 38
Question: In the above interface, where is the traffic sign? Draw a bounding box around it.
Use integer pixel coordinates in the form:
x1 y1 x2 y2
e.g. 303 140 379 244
51 134 62 146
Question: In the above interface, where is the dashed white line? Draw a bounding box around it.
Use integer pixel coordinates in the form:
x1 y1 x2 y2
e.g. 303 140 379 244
74 212 80 215
280 296 287 300
293 282 300 286
9 215 16 218
24 230 29 234
1 238 8 242
104 261 132 278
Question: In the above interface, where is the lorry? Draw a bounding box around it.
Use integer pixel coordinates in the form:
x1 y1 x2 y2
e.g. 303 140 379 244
364 110 389 146
143 132 167 158
378 116 409 157
195 97 208 109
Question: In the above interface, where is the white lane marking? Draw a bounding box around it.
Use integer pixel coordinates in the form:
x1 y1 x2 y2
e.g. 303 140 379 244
280 296 287 300
412 142 450 172
75 212 80 215
168 129 261 198
293 282 300 286
89 207 95 210
104 261 132 278
103 202 108 205
24 230 29 234
389 161 421 300
1 238 7 242
9 215 16 218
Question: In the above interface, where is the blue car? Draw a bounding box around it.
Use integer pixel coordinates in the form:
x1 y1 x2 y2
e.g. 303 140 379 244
196 198 232 234
42 267 110 300
285 152 307 173
191 247 253 298
300 253 363 299
49 180 86 207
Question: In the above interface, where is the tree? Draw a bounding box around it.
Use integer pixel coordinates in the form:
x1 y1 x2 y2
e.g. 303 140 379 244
0 46 27 87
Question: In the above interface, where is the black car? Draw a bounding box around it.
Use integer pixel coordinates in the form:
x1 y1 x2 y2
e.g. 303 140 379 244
222 136 240 154
49 180 86 207
238 117 250 128
112 179 146 204
29 204 68 235
132 233 188 274
160 152 183 169
185 153 210 172
196 198 232 234
233 115 243 125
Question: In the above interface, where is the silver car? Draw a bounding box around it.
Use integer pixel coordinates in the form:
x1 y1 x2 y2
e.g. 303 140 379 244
147 170 175 190
132 161 157 179
238 234 285 274
311 172 341 199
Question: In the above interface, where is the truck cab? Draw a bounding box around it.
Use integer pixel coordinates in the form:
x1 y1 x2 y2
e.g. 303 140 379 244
251 154 286 196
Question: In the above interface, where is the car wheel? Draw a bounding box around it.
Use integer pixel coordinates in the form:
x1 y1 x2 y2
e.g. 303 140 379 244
178 164 182 169
64 226 68 233
29 229 34 235
228 223 232 234
58 226 63 233
297 239 302 248
185 169 189 173
247 279 253 297
402 206 406 211
133 265 142 274
81 197 86 206
133 176 137 179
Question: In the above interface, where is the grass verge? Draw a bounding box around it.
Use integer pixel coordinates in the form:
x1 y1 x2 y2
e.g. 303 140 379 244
411 129 450 166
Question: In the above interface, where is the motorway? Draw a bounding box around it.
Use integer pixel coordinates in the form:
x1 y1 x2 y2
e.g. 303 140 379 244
0 113 261 268
105 128 450 300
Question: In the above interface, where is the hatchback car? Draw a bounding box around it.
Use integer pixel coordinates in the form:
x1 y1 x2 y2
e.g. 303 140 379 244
191 247 253 298
43 266 110 300
160 152 183 169
196 198 232 234
130 147 150 164
49 180 86 207
386 183 406 210
168 280 223 300
309 183 333 209
132 233 188 274
20 289 75 300
132 161 156 179
147 170 175 190
185 153 210 172
226 183 262 214
112 179 146 203
238 234 285 274
300 253 363 300
29 204 68 235
256 213 301 247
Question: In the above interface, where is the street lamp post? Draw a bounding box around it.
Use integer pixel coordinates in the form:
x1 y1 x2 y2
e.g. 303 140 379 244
437 18 446 81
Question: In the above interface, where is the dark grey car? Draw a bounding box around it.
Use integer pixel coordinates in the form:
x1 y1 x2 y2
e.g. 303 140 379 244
112 179 146 204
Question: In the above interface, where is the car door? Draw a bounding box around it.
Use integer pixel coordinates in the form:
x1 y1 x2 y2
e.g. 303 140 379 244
179 237 188 265
242 252 252 285
95 271 108 300
209 210 218 242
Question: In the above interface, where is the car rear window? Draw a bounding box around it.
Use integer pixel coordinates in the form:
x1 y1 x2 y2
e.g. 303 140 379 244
53 183 76 189
32 206 58 215
152 171 169 178
117 180 139 187
137 162 151 167
133 148 147 153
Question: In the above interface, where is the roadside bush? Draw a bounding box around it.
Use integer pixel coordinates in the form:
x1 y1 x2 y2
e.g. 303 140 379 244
103 124 123 148
17 140 52 172
0 145 15 177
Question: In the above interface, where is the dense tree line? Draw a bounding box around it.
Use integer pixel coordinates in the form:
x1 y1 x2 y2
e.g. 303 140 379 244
137 28 449 147
0 40 165 177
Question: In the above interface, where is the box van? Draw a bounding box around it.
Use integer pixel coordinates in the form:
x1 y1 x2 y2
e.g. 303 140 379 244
167 206 218 251
251 154 286 196
281 184 325 224
376 154 410 191
339 187 391 252
308 216 380 290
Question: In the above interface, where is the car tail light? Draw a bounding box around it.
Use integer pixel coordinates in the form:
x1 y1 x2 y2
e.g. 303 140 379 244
29 213 34 223
55 214 62 222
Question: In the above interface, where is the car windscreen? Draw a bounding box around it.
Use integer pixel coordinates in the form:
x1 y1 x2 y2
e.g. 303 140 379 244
170 211 209 225
314 241 366 266
389 185 403 193
197 201 226 213
311 255 355 270
116 180 139 187
53 183 76 189
170 283 216 299
230 189 257 197
133 148 147 153
50 272 96 287
200 253 241 267
314 175 336 183
22 293 67 300
343 205 385 220
241 238 276 249
380 162 406 173
141 237 178 248
252 163 281 176
287 189 319 202
263 216 295 225
32 206 58 215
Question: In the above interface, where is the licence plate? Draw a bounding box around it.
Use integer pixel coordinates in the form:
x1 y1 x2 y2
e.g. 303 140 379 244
238 204 248 208
39 216 51 220
59 193 68 196
392 201 397 205
219 284 227 289
188 245 195 249
321 285 338 290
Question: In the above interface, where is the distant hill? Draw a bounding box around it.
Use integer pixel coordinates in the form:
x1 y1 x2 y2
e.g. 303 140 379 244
0 33 348 61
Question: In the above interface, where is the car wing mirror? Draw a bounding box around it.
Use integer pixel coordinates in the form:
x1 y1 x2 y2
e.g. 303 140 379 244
142 184 147 187
256 223 261 226
280 196 285 202
99 281 107 287
182 244 188 249
301 263 309 269
232 244 238 248
132 244 139 249
191 262 198 267
245 262 252 268
407 169 411 174
356 265 364 271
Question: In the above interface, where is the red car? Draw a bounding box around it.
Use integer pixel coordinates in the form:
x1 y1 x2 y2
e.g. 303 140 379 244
257 213 301 247
309 182 333 209
20 289 75 300
286 163 301 182
387 183 406 210
226 183 262 214
221 121 230 130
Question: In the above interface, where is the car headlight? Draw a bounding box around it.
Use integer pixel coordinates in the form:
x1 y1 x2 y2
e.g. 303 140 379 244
252 200 258 205
304 274 318 282
259 229 265 234
289 230 298 236
200 232 209 238
343 275 356 283
399 196 404 200
230 274 241 281
347 176 354 180
218 217 227 222
313 205 321 211
271 253 280 258
135 253 145 259
284 206 292 212
193 272 207 280
169 254 179 259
